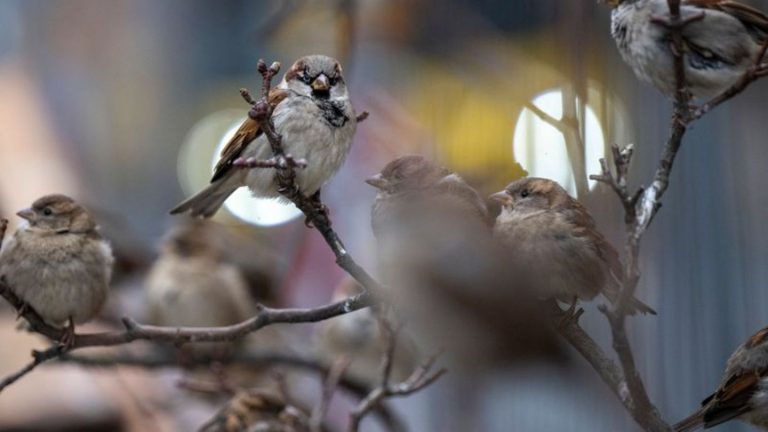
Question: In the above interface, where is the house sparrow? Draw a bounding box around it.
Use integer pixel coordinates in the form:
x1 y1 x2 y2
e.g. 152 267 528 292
171 54 358 218
315 277 419 385
366 155 489 241
490 177 655 315
0 194 113 347
606 0 768 98
675 326 768 431
145 220 258 354
198 390 310 432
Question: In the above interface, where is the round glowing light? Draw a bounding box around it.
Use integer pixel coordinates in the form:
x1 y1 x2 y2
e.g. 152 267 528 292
214 119 303 226
512 90 606 197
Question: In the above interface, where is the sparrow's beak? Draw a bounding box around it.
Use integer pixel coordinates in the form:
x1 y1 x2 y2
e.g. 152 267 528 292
311 74 330 92
16 208 35 221
489 191 512 206
365 174 387 190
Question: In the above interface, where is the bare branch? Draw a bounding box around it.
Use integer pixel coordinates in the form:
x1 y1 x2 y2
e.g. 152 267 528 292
311 356 351 432
348 315 446 432
0 280 372 393
60 350 406 431
692 38 768 120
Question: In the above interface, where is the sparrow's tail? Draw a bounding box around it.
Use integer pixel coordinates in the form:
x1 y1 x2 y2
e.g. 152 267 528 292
170 176 240 218
627 296 657 315
602 283 657 315
673 410 705 432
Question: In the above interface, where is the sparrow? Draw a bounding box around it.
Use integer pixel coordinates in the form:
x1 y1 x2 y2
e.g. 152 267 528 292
675 325 768 431
145 220 257 351
366 155 489 242
198 389 311 432
315 277 419 385
606 0 768 98
171 54 358 218
490 177 655 315
0 194 114 347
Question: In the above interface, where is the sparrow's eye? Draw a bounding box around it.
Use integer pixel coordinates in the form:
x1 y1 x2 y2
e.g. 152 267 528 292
42 207 53 216
328 76 338 86
520 189 530 198
300 72 312 84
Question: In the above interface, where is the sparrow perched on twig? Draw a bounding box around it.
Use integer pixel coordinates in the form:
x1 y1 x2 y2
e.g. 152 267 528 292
145 220 257 330
675 325 768 431
366 155 489 241
606 0 768 98
490 178 655 315
171 55 358 218
0 195 113 347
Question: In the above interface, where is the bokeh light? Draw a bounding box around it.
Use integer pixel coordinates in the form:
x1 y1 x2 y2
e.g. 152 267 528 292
513 89 606 197
177 110 302 226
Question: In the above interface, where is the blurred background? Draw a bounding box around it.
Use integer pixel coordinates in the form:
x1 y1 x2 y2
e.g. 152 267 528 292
1 0 767 431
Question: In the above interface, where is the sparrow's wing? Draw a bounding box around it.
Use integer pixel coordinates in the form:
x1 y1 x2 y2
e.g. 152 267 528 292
210 88 290 182
560 200 624 281
687 0 768 37
700 371 761 428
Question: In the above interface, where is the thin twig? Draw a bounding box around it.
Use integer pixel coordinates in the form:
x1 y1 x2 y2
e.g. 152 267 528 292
0 280 372 393
59 350 405 431
348 315 446 432
311 356 351 432
692 38 768 120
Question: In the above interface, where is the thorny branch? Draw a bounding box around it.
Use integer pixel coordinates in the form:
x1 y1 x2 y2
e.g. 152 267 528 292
348 316 446 432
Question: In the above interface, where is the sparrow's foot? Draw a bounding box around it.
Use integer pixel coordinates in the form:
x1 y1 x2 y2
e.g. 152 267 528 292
305 190 331 228
556 298 584 329
15 302 29 320
650 11 705 30
58 318 76 350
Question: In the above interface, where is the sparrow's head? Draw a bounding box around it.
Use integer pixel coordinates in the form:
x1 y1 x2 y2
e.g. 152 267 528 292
161 220 223 261
366 156 451 195
17 194 96 233
490 177 571 213
283 55 347 100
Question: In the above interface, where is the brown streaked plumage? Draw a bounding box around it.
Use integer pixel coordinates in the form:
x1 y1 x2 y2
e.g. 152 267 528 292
491 177 655 315
0 194 113 347
366 155 490 241
675 325 768 431
171 54 357 218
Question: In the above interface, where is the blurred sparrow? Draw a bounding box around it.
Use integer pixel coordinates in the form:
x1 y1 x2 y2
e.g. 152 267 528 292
366 155 489 241
199 390 310 432
315 277 418 385
491 177 655 315
0 194 113 347
675 326 768 431
171 54 358 217
145 221 256 335
606 0 768 98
